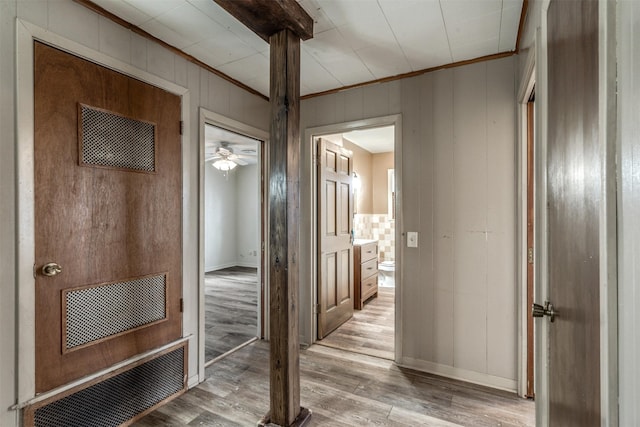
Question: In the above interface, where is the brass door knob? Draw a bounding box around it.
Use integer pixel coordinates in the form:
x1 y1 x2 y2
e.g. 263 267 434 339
532 301 556 322
42 262 62 277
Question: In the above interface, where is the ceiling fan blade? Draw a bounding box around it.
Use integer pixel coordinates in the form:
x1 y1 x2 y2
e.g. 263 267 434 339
233 157 249 166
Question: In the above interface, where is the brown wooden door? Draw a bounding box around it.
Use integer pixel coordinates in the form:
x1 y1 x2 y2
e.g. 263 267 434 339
546 0 600 424
34 42 182 393
317 138 354 339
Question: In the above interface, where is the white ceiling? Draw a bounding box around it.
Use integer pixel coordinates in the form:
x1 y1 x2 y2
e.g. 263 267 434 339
204 124 259 165
89 0 524 97
344 126 395 153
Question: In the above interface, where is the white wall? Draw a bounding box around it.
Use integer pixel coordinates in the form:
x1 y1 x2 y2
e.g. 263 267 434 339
236 164 260 267
300 56 517 390
204 165 238 271
1 0 268 423
204 164 259 271
617 0 640 423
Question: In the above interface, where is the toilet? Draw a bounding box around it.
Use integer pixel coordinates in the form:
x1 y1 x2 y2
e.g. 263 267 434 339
378 260 395 287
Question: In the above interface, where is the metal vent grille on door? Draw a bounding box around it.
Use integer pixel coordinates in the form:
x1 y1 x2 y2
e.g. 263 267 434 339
80 104 156 172
65 275 166 350
32 345 185 427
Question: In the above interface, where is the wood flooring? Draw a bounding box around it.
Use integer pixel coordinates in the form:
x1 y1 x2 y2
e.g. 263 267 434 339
133 340 534 426
319 286 395 360
139 273 535 426
204 267 259 362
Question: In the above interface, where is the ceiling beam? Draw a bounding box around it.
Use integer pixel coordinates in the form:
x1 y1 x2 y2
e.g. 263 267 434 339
212 0 313 42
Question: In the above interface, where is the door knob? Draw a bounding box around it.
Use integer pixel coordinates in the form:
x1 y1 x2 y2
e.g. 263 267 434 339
42 262 62 277
532 301 556 322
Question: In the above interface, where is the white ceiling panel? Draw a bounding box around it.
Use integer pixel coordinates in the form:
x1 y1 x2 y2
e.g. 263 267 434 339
402 46 453 72
379 0 449 48
183 34 257 68
91 0 153 26
343 126 395 153
451 37 500 62
356 43 412 79
300 48 342 92
446 11 502 47
303 28 354 60
439 0 503 22
320 52 376 87
217 53 269 84
138 18 194 49
83 0 525 97
314 0 384 28
187 0 269 53
152 3 227 45
378 0 451 71
298 0 335 35
122 0 184 19
499 3 524 52
333 13 396 52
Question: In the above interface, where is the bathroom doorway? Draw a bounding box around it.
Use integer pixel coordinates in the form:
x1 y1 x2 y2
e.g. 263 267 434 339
198 111 268 376
312 119 399 361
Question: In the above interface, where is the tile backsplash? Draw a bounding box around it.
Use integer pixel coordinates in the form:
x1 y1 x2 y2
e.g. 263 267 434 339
354 214 395 262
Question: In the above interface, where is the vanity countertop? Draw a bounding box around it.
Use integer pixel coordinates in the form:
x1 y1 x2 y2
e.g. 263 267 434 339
353 239 377 245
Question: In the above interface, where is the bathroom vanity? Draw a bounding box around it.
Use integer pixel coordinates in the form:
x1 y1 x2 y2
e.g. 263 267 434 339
353 239 378 309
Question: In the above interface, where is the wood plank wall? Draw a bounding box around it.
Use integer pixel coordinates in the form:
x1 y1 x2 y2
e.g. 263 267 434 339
300 57 517 390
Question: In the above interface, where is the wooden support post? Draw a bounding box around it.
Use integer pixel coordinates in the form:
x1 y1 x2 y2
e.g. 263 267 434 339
208 3 313 426
258 29 310 427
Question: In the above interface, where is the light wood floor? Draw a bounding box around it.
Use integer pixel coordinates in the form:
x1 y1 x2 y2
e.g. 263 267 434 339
134 340 534 426
204 267 259 362
140 276 534 426
319 286 395 360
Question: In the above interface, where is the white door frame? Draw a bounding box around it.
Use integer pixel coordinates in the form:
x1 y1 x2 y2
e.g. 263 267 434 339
197 109 269 382
516 46 536 399
303 114 403 362
15 19 191 406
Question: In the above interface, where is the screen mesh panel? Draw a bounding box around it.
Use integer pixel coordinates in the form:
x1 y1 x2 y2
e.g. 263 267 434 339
65 275 166 349
80 105 156 172
33 346 184 427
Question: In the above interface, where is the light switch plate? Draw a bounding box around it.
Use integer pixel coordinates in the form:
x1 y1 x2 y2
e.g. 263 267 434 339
407 231 418 248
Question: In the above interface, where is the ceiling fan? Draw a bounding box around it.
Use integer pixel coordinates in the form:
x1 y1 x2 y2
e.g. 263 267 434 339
206 142 249 172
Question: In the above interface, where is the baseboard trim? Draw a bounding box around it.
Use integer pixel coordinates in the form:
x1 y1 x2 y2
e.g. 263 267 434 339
204 262 236 273
398 357 517 392
235 261 258 268
205 262 258 272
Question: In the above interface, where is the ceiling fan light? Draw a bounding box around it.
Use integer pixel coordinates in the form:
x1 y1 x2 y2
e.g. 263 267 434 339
212 159 237 171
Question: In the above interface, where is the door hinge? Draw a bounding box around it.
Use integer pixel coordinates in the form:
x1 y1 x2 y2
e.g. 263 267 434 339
180 298 184 312
179 121 184 135
313 304 320 314
527 247 534 264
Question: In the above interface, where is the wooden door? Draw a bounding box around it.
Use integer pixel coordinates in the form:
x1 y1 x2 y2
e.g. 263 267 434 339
34 42 182 393
546 0 600 424
317 138 354 339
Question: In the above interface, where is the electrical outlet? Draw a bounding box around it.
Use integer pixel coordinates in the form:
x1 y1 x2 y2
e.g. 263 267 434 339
407 231 418 248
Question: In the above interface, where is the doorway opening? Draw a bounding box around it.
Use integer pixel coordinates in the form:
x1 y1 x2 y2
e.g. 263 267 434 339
198 112 268 373
312 120 398 361
518 48 536 402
